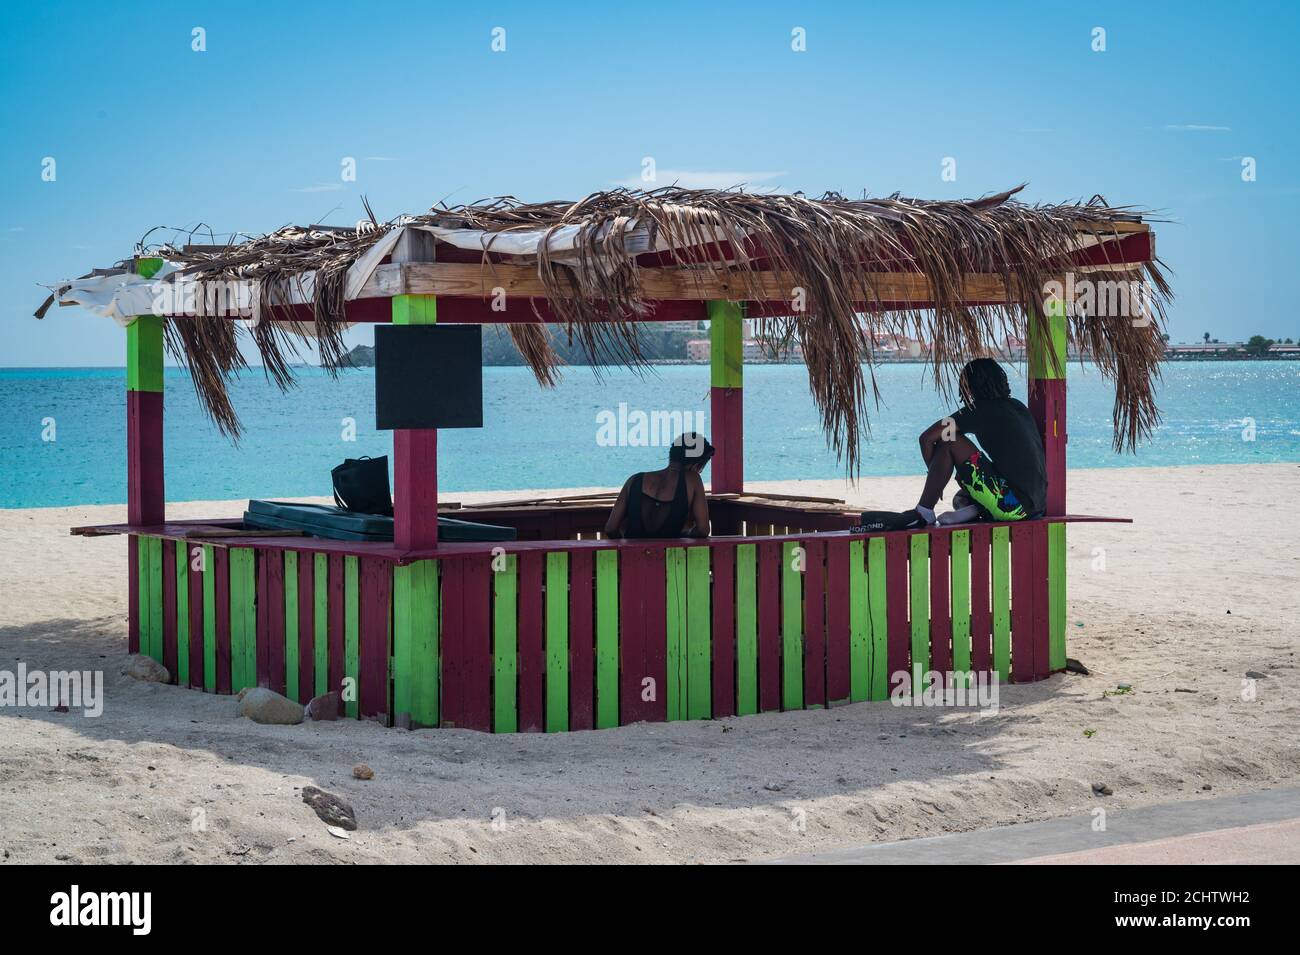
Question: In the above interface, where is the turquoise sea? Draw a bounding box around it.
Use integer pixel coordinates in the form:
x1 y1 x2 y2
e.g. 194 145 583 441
1 362 1297 509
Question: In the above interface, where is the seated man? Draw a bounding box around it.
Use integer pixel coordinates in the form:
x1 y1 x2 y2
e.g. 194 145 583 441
908 358 1047 527
603 433 713 539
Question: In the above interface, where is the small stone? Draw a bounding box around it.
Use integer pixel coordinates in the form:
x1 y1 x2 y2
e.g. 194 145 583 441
352 763 374 781
1245 671 1268 680
237 688 305 725
1117 682 1132 691
1202 783 1213 791
763 782 784 792
1091 782 1113 796
326 826 350 840
123 654 170 683
303 786 357 830
306 691 342 721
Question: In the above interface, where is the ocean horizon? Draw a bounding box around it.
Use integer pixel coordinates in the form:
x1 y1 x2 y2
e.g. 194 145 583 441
2 360 1297 510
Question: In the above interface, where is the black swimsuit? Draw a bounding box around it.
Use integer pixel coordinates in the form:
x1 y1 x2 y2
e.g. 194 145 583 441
624 469 689 539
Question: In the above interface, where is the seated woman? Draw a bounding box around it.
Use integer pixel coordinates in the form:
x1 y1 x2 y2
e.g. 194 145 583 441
603 433 714 539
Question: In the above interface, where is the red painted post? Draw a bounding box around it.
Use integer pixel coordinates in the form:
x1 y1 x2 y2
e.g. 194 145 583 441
709 301 744 519
391 230 440 550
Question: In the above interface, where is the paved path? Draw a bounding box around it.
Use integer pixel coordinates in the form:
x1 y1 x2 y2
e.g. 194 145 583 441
766 786 1300 864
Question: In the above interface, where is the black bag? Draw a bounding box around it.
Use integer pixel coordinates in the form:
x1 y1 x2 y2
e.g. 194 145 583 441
331 456 393 516
850 510 921 533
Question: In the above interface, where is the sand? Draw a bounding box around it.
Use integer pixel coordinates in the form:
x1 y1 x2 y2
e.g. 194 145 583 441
1 462 1297 864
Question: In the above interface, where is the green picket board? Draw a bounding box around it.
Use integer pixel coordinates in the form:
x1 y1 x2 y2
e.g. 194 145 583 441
665 547 687 720
686 546 711 720
909 533 929 693
284 551 299 701
848 539 868 702
735 543 758 716
545 551 569 732
175 540 189 687
992 527 1011 681
867 538 888 700
781 541 804 710
344 555 359 718
202 545 216 692
312 554 328 697
493 555 518 733
595 550 619 729
950 530 972 679
393 559 439 728
1048 522 1067 671
228 547 257 693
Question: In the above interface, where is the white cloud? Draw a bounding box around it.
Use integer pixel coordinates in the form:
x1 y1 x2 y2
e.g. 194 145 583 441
613 169 786 189
291 183 344 193
1164 124 1231 132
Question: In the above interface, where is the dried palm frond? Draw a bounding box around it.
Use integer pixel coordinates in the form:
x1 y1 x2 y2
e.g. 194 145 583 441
108 186 1166 464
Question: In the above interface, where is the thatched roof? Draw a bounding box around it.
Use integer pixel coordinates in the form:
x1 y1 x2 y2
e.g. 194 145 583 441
41 185 1170 469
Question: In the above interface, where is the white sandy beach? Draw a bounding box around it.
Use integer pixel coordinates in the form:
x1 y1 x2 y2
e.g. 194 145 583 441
0 462 1297 864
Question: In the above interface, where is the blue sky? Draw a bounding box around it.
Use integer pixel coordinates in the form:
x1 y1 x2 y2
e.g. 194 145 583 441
2 0 1296 366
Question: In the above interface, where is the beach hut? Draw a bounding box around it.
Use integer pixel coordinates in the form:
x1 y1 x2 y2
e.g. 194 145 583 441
45 185 1168 731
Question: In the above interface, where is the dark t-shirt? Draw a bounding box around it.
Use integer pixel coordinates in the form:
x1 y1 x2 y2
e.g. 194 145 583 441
951 397 1047 515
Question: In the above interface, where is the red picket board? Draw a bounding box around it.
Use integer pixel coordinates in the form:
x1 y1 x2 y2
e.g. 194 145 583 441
885 534 910 687
756 540 782 712
710 544 737 718
187 544 204 689
327 554 345 693
358 557 391 723
802 539 826 708
1011 524 1035 683
162 539 178 683
825 538 851 703
969 526 992 674
568 549 595 731
517 551 546 731
461 558 493 732
128 536 140 655
929 532 951 676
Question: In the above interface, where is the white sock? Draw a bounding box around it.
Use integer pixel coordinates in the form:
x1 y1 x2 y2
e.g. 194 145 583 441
915 504 936 524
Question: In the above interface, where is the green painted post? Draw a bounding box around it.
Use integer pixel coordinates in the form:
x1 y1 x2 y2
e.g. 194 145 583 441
493 555 518 733
284 551 299 701
848 540 868 702
781 541 804 710
867 538 888 700
202 545 216 692
665 547 687 720
595 550 619 729
951 530 972 678
686 546 711 720
992 527 1011 681
735 543 758 716
313 553 328 697
175 540 189 686
1048 523 1067 671
545 551 569 732
909 533 929 694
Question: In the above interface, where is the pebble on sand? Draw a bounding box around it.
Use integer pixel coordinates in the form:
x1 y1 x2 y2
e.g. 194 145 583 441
352 763 374 780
